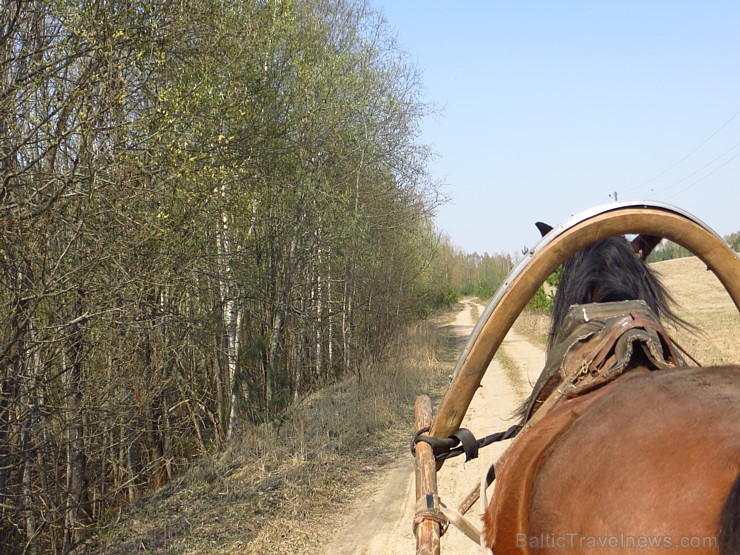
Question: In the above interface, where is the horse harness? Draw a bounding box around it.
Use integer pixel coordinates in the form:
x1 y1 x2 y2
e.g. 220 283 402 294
484 300 687 552
412 300 686 548
522 299 685 425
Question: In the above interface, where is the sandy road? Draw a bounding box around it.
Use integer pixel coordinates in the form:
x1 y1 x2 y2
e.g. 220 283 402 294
325 300 545 554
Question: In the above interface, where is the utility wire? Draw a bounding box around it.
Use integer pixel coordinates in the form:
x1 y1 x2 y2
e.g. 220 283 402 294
622 108 740 195
663 150 740 201
651 138 740 195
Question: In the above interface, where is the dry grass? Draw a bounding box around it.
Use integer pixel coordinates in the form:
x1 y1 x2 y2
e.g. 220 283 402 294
91 314 457 554
653 256 740 365
91 256 739 553
512 310 550 347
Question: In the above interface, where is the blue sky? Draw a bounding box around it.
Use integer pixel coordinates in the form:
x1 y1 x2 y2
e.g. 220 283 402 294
374 1 740 255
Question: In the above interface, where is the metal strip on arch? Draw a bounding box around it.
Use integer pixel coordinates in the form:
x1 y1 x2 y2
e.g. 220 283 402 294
429 201 740 447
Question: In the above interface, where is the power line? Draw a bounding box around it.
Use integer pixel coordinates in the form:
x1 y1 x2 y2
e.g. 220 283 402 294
622 108 740 195
662 150 740 201
651 138 740 195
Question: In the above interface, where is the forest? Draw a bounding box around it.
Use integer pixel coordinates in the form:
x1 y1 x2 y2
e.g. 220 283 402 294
0 1 518 551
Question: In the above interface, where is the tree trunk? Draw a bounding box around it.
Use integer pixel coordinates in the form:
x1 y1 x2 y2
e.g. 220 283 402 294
63 323 89 553
217 181 247 440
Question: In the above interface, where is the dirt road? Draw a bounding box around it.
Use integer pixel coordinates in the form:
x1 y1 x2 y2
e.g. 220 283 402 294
325 300 545 554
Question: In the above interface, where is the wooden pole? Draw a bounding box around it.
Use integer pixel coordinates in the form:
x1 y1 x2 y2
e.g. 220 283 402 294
414 395 441 555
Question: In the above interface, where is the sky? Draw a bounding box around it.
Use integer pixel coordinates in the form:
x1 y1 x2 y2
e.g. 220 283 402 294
373 1 740 256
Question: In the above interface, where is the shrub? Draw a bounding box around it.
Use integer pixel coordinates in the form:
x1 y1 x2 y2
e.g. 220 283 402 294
527 286 553 312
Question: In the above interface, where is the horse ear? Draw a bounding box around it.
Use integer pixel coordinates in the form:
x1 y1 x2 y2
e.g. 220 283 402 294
535 222 553 237
631 234 662 260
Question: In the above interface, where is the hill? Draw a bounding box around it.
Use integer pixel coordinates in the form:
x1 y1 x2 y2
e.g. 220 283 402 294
653 256 740 365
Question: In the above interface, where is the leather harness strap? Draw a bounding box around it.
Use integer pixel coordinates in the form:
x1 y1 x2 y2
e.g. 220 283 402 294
486 300 688 553
561 309 683 398
524 300 684 421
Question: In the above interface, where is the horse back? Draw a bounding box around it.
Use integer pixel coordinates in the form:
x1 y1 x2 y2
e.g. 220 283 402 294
484 365 740 554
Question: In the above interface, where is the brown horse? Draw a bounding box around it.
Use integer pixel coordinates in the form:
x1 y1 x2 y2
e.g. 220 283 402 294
483 233 740 554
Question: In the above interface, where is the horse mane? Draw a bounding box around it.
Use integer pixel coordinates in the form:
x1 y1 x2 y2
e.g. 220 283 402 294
515 235 687 423
548 236 681 348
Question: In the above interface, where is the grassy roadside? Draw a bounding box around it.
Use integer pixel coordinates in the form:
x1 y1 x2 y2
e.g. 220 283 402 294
90 308 463 554
512 308 550 348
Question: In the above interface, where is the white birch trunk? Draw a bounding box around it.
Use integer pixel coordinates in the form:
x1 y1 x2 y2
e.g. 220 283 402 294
327 263 333 368
315 238 324 381
217 181 243 441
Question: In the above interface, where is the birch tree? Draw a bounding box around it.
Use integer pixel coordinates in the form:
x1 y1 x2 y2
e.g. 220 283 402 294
0 1 448 550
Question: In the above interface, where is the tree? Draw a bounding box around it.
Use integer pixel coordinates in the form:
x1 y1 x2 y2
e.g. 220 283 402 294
0 1 443 550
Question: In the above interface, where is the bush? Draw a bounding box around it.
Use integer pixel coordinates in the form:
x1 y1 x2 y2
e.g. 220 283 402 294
459 279 501 301
527 286 553 312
